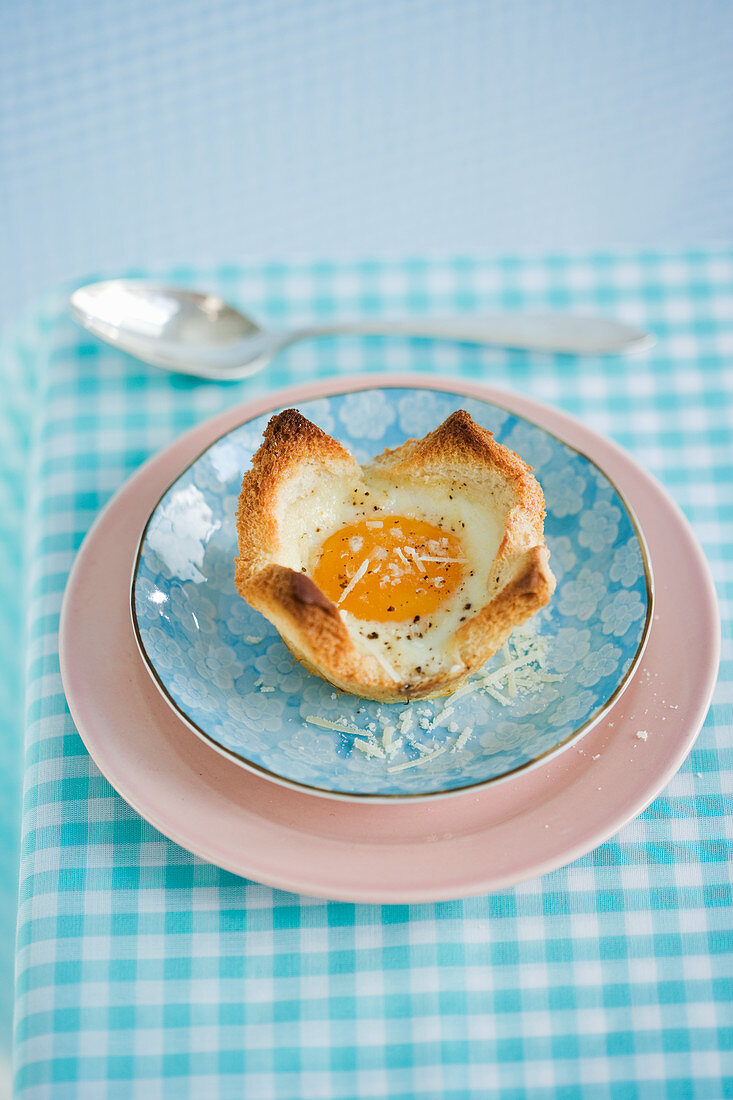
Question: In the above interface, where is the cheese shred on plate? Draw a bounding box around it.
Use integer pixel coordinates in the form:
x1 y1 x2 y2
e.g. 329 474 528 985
295 623 561 773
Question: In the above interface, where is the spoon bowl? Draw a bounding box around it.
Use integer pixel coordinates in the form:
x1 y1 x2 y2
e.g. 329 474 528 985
70 279 655 381
70 281 277 378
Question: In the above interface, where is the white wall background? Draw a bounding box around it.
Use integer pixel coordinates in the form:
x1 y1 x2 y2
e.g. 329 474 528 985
2 0 733 329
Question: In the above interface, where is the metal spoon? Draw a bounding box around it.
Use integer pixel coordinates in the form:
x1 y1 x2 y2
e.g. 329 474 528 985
70 279 654 381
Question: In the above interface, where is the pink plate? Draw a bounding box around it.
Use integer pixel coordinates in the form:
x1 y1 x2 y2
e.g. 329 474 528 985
59 375 720 902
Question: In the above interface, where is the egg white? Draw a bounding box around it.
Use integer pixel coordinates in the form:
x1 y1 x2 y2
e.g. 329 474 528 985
276 469 504 682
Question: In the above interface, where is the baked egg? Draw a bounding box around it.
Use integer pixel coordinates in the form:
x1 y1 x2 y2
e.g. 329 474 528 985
235 408 555 702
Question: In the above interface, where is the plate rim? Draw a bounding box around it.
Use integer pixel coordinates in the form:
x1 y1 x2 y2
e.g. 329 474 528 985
129 377 655 801
58 373 720 902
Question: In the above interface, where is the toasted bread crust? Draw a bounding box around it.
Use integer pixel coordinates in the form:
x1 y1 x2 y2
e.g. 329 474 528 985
235 407 555 702
240 563 394 695
235 409 358 591
455 545 555 666
372 410 546 564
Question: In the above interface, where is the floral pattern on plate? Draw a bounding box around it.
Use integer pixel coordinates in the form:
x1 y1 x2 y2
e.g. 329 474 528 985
133 387 651 796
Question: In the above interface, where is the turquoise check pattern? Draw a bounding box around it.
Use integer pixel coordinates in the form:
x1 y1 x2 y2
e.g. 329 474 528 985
9 255 733 1098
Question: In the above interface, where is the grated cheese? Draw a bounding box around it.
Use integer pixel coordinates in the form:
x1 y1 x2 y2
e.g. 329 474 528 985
399 709 413 736
353 738 385 759
300 624 561 775
395 546 417 571
480 651 549 687
337 558 370 605
451 679 481 701
405 546 426 569
451 726 473 752
388 743 450 772
484 685 510 706
304 714 371 738
414 556 467 564
245 635 264 645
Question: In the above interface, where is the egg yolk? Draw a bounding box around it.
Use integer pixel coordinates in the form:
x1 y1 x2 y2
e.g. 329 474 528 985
312 515 465 622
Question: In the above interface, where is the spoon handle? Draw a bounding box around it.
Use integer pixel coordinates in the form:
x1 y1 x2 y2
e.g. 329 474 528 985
287 314 653 356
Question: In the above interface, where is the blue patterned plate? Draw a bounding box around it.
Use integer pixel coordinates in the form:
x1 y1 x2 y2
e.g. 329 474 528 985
132 385 652 799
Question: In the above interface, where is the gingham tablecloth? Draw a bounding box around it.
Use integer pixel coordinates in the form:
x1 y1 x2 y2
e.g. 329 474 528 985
8 255 732 1098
